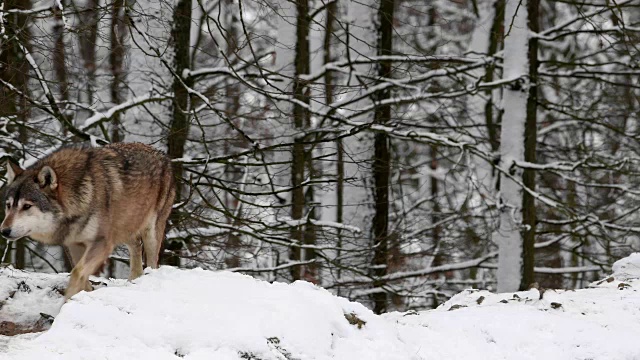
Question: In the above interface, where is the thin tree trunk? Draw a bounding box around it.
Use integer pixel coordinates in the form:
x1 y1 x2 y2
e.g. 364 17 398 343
521 0 539 291
466 0 504 195
323 0 343 289
485 0 505 154
494 0 532 293
1 0 31 269
430 143 441 262
370 0 394 314
223 0 243 269
465 0 504 285
429 143 442 308
289 0 313 281
53 0 68 113
335 139 344 281
303 168 318 283
110 0 127 142
78 0 99 111
165 0 193 266
168 0 193 202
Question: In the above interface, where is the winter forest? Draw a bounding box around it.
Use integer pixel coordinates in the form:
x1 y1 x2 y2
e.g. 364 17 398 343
0 0 638 315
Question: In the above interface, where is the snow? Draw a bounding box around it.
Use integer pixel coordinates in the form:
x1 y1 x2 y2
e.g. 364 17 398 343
0 269 66 330
3 254 640 359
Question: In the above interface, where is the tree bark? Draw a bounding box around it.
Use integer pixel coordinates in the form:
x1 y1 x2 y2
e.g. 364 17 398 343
289 0 313 282
0 0 31 269
429 142 442 308
485 0 505 154
168 0 193 201
164 0 194 266
323 0 343 289
494 0 534 293
110 0 128 142
78 0 99 111
53 0 68 113
223 0 243 269
370 0 394 314
521 0 539 291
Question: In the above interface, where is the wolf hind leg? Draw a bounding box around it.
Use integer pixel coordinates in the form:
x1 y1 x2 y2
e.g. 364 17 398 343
141 221 160 269
127 239 144 281
148 188 174 268
65 236 114 301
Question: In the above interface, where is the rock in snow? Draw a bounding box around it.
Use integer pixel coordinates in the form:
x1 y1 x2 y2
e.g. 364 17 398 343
2 254 640 359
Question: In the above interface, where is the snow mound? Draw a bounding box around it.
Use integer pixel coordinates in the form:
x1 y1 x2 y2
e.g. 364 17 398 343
3 267 405 360
0 268 67 336
2 254 640 360
610 252 640 279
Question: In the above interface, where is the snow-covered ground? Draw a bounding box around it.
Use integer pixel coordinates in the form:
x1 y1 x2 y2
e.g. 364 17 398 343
2 255 640 360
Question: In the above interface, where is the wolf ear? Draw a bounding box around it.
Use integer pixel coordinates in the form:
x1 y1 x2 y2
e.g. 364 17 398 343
5 159 23 185
37 166 58 191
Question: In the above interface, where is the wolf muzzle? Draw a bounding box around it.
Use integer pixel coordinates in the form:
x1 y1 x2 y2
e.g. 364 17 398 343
0 228 15 240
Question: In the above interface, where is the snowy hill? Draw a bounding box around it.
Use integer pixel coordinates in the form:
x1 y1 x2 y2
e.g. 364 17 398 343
2 255 640 360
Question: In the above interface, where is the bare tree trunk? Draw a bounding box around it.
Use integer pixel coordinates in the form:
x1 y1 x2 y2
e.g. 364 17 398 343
110 0 128 142
429 142 441 308
53 0 68 113
430 143 441 263
1 0 31 269
465 0 504 285
521 0 539 291
78 0 99 111
466 0 504 196
335 138 344 282
164 0 193 266
494 0 534 292
303 155 318 282
168 0 193 202
289 152 305 282
223 0 243 269
289 0 313 281
370 0 394 314
485 0 504 154
323 0 343 289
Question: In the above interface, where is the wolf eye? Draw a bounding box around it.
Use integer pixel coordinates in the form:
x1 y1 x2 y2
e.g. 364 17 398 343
22 204 32 210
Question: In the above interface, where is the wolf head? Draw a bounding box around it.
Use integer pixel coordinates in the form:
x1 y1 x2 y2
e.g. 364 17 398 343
1 160 61 241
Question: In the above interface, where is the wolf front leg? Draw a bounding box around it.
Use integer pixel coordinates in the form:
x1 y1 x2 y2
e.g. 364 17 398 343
65 243 92 293
65 236 114 301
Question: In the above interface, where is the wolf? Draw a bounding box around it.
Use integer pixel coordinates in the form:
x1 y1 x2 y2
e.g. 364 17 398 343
0 142 175 300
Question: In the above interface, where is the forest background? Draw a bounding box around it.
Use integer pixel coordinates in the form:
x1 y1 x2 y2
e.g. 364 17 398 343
0 0 638 313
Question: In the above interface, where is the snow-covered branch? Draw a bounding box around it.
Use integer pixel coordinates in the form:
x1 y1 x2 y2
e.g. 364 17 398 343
81 94 170 130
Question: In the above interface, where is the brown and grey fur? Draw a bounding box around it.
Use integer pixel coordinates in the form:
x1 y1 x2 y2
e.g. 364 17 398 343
0 142 175 300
